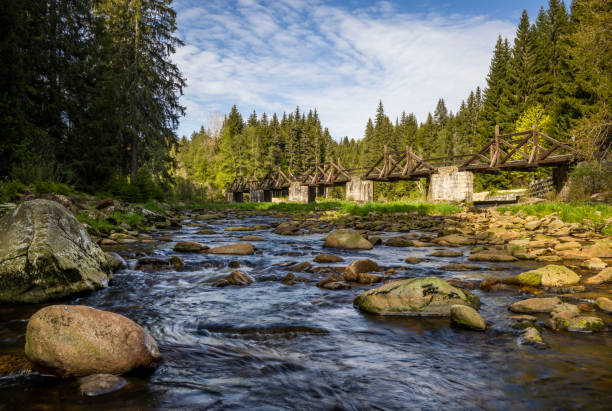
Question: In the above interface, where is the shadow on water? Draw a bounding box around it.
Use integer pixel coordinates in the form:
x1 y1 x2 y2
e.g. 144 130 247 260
1 212 611 409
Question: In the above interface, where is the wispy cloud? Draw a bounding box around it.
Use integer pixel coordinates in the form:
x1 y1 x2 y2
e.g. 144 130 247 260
173 0 517 139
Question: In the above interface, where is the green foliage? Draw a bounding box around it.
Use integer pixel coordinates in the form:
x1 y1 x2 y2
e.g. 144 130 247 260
76 212 117 233
515 104 552 134
0 180 27 202
33 180 72 196
567 161 612 201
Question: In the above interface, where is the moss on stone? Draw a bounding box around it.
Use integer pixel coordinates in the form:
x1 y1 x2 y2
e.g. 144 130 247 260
517 271 542 286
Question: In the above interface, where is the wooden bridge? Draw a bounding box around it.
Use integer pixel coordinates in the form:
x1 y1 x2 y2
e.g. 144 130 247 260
225 125 581 202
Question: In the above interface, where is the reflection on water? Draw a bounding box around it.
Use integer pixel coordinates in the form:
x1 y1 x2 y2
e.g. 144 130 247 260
1 212 611 410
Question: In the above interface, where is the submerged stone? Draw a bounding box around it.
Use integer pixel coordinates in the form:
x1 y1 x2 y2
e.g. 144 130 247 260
79 374 127 397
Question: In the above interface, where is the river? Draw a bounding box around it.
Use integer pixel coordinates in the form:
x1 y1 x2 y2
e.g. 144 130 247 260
1 211 611 409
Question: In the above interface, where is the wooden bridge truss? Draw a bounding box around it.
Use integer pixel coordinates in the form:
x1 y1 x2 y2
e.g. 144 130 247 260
226 125 581 192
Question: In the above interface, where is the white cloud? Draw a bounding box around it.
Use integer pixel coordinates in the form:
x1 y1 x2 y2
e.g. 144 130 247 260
173 0 516 139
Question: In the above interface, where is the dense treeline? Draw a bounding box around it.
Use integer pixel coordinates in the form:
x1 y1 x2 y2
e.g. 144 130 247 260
0 0 184 191
178 0 610 199
1 0 609 203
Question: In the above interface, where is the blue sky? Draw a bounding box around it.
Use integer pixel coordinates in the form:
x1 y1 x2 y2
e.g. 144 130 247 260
173 0 549 140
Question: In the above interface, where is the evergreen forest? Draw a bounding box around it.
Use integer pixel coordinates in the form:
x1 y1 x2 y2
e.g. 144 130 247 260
1 0 610 202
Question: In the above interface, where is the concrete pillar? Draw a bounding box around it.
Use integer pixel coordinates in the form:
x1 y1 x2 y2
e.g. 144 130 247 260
427 166 473 203
225 191 234 203
250 189 264 202
345 177 373 203
288 183 315 203
552 165 569 193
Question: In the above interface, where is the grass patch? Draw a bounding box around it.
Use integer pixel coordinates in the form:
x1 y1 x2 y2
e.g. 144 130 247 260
109 211 143 226
76 212 116 232
499 201 612 232
178 200 462 216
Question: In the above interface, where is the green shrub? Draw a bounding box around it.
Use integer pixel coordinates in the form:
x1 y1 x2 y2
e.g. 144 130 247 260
567 161 612 201
33 180 72 195
0 180 27 201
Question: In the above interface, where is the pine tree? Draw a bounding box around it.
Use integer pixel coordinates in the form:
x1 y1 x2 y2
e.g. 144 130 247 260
509 10 539 119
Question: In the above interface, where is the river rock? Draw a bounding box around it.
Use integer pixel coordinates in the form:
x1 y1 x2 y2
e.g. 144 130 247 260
0 199 111 303
583 267 612 285
105 252 126 272
385 236 413 247
324 229 372 250
468 252 517 262
549 303 581 330
450 304 486 330
429 250 463 257
595 297 612 313
25 305 161 377
433 234 476 246
173 241 208 252
208 243 255 255
581 258 607 271
241 235 264 241
214 270 254 286
79 374 128 396
520 327 546 347
354 277 480 316
580 242 612 259
314 253 344 263
439 263 480 271
564 316 605 332
507 265 580 287
509 297 561 313
344 259 379 282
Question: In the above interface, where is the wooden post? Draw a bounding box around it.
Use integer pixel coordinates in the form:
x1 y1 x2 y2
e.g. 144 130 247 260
492 125 500 167
405 146 412 175
530 124 539 164
383 145 388 177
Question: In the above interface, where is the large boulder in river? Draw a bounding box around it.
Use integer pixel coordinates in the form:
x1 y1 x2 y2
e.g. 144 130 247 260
25 305 161 377
324 229 372 250
0 200 111 303
354 277 480 316
208 243 255 255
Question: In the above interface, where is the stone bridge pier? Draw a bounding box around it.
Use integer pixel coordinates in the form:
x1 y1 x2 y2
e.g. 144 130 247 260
346 177 373 203
427 166 473 203
225 191 244 203
249 189 272 202
289 183 316 203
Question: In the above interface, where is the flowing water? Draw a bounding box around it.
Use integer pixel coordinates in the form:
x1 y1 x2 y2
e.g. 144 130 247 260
1 212 611 410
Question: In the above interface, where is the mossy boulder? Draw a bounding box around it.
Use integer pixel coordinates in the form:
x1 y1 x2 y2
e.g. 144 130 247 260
0 200 111 303
354 277 480 316
450 304 486 330
505 265 580 287
324 229 372 250
313 253 344 263
564 316 605 332
25 305 161 377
